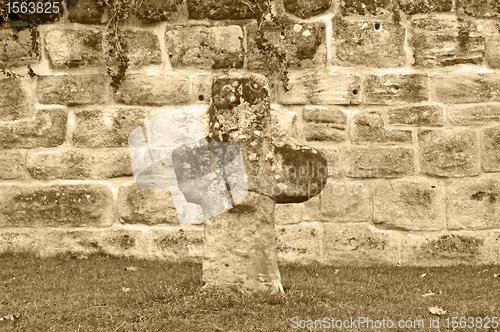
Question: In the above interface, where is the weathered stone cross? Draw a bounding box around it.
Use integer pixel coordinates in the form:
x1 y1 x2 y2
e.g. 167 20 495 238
172 73 327 294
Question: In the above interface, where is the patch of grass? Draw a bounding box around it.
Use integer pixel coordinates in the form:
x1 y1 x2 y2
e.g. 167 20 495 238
0 252 498 331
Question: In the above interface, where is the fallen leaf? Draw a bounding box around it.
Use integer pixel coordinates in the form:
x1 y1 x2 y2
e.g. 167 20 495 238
124 267 138 272
428 306 446 316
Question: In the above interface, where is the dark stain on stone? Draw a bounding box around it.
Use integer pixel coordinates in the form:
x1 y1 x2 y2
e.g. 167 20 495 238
115 234 135 250
426 234 483 256
471 191 499 203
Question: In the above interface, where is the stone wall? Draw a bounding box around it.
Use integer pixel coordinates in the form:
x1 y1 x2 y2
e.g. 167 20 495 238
0 0 499 266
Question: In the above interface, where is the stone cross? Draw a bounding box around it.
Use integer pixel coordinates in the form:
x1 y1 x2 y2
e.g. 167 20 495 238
172 73 327 294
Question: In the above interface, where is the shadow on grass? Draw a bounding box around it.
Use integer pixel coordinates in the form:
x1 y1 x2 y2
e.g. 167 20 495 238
0 252 498 331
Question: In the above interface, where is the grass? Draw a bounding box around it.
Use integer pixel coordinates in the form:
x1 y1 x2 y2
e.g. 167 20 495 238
0 252 499 331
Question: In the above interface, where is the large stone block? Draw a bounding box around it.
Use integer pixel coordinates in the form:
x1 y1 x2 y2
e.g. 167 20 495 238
0 183 115 227
482 125 500 172
27 148 132 180
387 104 445 126
0 150 27 180
276 223 323 264
351 110 412 144
73 108 147 148
323 223 402 265
123 30 162 68
45 29 103 69
247 21 326 71
283 0 332 18
373 179 446 231
456 0 500 17
37 75 107 105
418 128 479 177
0 108 67 148
410 17 484 67
399 0 452 14
277 70 361 105
343 147 415 178
432 73 500 103
117 181 183 226
0 28 40 68
448 104 500 125
340 0 394 16
402 232 499 266
115 74 190 105
332 18 405 68
0 78 29 121
165 26 243 69
187 0 259 19
365 74 429 105
303 106 347 142
133 0 187 22
67 0 105 24
447 176 500 230
320 178 370 222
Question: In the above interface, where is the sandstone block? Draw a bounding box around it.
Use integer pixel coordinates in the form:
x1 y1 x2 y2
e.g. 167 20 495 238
117 181 183 226
247 22 326 71
284 0 332 18
0 78 29 121
323 223 402 265
418 128 479 177
432 73 500 103
448 104 500 125
343 147 415 178
410 17 484 67
365 74 429 105
373 179 446 231
340 0 394 16
67 0 105 24
37 75 107 105
73 107 147 148
387 104 445 126
332 18 405 68
27 148 132 180
276 223 323 264
0 108 66 148
115 74 190 105
402 232 499 266
399 0 452 14
165 26 243 69
446 176 500 230
187 0 260 19
0 150 27 180
351 110 412 144
320 178 370 222
0 183 114 227
456 0 500 17
277 70 361 105
45 29 103 69
0 28 40 68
